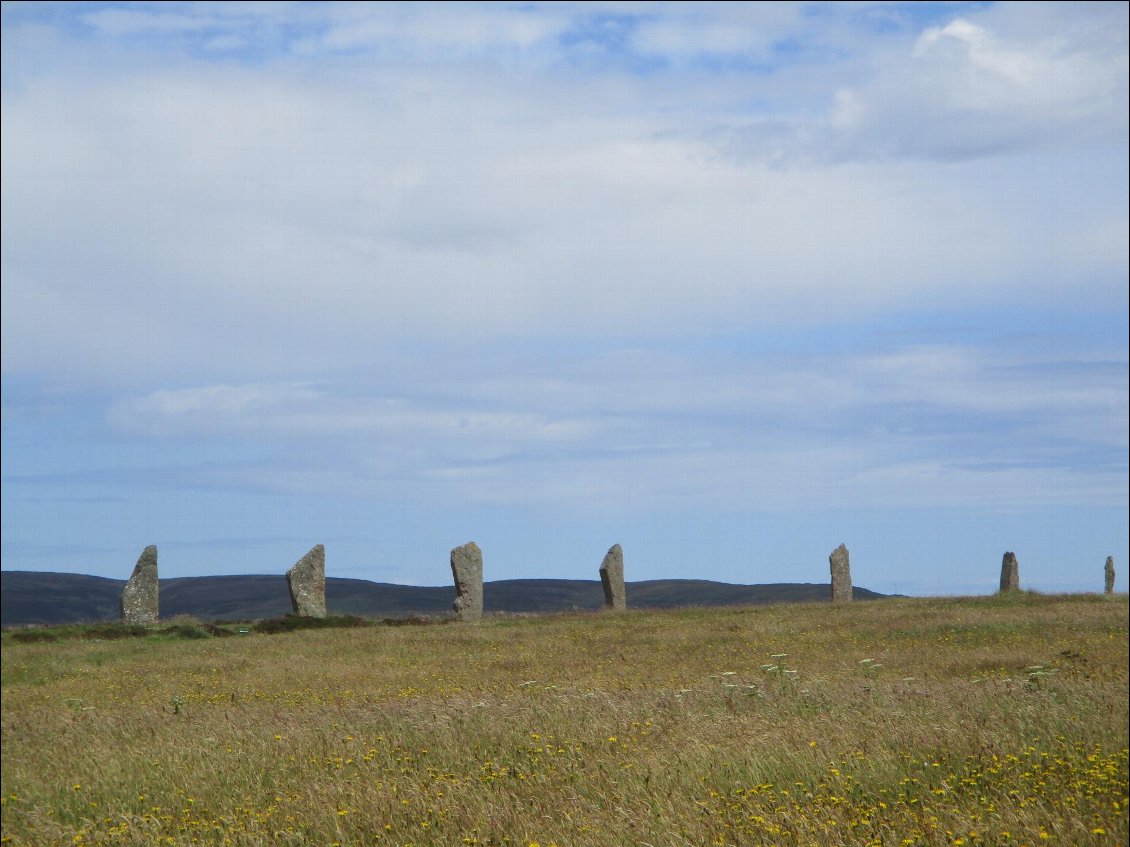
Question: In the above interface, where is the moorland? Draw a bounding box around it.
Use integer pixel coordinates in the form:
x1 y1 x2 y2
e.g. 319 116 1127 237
1 592 1126 846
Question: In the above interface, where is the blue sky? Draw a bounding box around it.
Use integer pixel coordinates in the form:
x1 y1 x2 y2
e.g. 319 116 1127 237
2 1 1126 596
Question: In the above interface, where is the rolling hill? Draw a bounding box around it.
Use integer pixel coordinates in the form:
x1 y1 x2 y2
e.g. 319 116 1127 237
0 570 888 627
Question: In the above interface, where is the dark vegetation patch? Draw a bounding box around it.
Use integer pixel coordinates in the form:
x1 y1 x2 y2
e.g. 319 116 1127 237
2 620 238 644
81 623 150 640
2 614 456 645
252 613 369 634
8 629 59 644
158 623 212 640
379 614 449 627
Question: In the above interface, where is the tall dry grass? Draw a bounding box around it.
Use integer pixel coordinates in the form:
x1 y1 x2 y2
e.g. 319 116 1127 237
2 592 1126 846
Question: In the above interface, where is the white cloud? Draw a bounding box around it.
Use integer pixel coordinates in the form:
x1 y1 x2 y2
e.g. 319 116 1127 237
914 18 1034 84
4 44 1123 383
714 4 1128 165
825 5 1127 161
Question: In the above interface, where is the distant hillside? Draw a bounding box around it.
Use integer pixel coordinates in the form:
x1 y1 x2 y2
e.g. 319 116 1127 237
0 571 888 627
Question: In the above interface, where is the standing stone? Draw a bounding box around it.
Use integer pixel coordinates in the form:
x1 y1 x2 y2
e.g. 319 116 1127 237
121 545 159 625
599 544 626 610
999 551 1020 592
829 543 852 603
450 542 483 622
286 544 326 618
1105 556 1115 594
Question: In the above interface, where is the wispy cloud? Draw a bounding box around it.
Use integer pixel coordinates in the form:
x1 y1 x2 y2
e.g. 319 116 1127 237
82 7 220 36
93 343 1126 513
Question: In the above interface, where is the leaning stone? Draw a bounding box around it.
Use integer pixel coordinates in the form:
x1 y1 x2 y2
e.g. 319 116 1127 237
121 545 159 625
599 544 626 610
1105 556 1115 594
451 542 483 622
999 552 1020 592
829 543 852 603
287 544 326 618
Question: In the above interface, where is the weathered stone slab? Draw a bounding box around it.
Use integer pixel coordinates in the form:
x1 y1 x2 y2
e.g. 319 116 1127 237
287 544 326 618
599 544 626 610
829 543 852 603
121 545 159 625
999 551 1020 592
1105 556 1115 594
451 542 483 622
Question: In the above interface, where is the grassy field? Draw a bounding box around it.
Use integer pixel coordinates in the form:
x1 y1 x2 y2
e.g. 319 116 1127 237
1 592 1126 847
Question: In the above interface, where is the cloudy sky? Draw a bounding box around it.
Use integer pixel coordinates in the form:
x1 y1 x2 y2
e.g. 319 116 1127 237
2 1 1126 596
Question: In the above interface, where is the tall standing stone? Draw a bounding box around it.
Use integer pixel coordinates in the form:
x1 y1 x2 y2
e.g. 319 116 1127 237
1105 556 1115 594
599 544 626 610
450 542 483 622
999 551 1020 592
829 543 852 603
121 545 159 625
286 544 326 618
